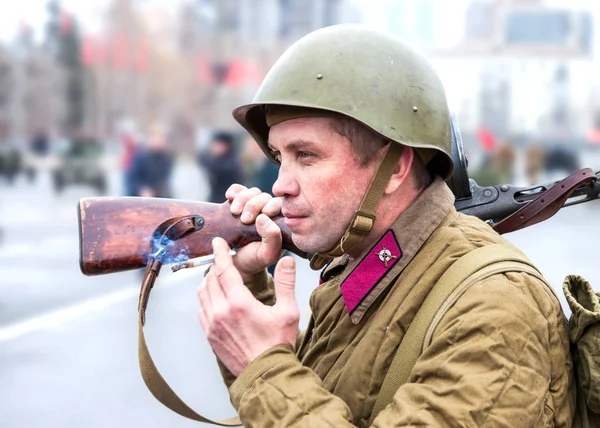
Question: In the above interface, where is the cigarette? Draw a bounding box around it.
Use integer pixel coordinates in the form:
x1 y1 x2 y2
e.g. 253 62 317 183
170 250 237 272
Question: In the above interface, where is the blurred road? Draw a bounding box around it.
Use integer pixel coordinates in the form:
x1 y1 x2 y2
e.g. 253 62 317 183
0 159 599 428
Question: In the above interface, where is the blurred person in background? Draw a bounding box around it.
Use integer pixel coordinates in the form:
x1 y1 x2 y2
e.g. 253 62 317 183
25 130 50 182
250 151 279 197
543 143 580 181
197 130 244 203
491 140 516 184
120 128 141 196
31 130 49 157
128 124 173 198
525 142 546 185
195 25 575 427
242 135 280 196
241 135 266 183
470 140 516 187
0 141 23 186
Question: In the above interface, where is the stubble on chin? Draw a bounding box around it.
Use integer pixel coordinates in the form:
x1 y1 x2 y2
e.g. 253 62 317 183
292 228 345 255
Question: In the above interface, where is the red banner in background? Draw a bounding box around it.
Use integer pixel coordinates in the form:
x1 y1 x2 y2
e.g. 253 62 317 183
134 40 149 74
110 32 131 70
196 59 213 84
477 126 498 152
81 35 96 67
195 58 264 86
59 10 72 34
587 129 600 144
224 60 263 87
81 36 107 67
96 39 107 65
82 34 147 73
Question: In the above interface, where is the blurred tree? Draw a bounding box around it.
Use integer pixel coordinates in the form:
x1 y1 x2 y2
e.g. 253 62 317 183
45 0 85 134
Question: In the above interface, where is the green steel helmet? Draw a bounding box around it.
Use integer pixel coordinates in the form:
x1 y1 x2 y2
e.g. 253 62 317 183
232 24 454 179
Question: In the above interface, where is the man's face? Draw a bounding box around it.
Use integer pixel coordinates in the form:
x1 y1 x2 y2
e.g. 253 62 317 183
210 140 230 157
148 131 167 151
268 117 380 254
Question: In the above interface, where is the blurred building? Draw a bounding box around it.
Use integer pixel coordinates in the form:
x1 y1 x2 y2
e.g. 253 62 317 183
184 0 362 130
0 0 363 151
386 0 436 52
0 28 64 146
433 0 595 145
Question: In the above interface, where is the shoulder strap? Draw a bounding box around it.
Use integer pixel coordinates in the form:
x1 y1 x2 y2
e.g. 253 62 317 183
137 262 242 426
369 244 547 424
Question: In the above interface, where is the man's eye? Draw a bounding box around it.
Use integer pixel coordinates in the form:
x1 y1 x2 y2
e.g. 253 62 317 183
298 151 314 160
271 151 281 162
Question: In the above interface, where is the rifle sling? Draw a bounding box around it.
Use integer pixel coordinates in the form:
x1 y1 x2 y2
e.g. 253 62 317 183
493 168 596 235
137 257 242 426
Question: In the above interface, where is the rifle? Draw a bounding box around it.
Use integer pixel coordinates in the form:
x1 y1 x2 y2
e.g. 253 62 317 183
78 115 599 276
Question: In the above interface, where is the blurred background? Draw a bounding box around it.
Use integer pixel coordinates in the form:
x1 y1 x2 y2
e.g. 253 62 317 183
1 0 599 427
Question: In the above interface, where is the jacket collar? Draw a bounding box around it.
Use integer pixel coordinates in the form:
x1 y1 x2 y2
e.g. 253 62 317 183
321 177 455 324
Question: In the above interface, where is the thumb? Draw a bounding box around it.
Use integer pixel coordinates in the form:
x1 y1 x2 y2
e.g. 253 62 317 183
273 256 297 305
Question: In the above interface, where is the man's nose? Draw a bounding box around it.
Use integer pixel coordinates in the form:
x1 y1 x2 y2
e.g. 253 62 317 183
272 164 299 197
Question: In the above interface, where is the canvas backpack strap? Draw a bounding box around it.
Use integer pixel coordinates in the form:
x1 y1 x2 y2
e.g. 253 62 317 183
369 244 546 424
137 262 242 426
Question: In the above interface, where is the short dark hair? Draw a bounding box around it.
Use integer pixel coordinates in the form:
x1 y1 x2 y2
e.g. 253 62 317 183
329 117 431 190
329 116 386 167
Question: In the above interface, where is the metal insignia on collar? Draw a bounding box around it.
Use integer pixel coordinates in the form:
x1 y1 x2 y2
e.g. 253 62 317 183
376 248 397 268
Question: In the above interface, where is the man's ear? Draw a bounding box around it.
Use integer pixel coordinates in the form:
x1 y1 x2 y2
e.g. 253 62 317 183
384 146 414 195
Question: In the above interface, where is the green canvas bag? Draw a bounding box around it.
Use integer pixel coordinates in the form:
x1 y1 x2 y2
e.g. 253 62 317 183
563 275 600 427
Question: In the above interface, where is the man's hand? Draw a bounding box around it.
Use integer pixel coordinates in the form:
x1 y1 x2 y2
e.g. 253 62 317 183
197 237 300 377
225 184 283 279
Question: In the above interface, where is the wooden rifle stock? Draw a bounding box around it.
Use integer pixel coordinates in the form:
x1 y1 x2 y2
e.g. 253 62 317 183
78 196 307 276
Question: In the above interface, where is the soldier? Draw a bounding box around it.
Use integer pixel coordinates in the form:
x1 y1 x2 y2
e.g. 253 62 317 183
197 25 576 426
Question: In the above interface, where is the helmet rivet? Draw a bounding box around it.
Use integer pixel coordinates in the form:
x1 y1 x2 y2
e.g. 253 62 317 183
316 73 323 80
412 106 418 112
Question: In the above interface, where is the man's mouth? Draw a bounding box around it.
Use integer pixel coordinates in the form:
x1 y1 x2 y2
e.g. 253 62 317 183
282 210 307 227
282 208 304 219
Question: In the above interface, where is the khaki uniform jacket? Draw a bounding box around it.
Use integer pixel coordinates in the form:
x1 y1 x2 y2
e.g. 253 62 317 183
219 178 576 427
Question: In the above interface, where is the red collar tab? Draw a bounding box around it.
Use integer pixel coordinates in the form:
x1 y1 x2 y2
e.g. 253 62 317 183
340 230 402 314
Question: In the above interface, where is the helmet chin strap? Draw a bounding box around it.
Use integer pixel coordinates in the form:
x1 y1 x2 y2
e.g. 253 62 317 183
309 143 404 270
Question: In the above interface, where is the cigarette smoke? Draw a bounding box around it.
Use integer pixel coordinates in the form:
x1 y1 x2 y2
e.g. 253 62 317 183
145 235 191 265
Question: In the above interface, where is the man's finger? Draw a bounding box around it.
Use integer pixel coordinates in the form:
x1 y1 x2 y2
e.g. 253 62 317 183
229 187 262 215
273 256 297 306
240 192 273 224
262 197 282 217
256 214 283 259
225 183 248 202
212 237 251 299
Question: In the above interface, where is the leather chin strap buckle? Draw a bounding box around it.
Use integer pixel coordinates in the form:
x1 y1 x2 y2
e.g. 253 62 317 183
348 210 376 236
